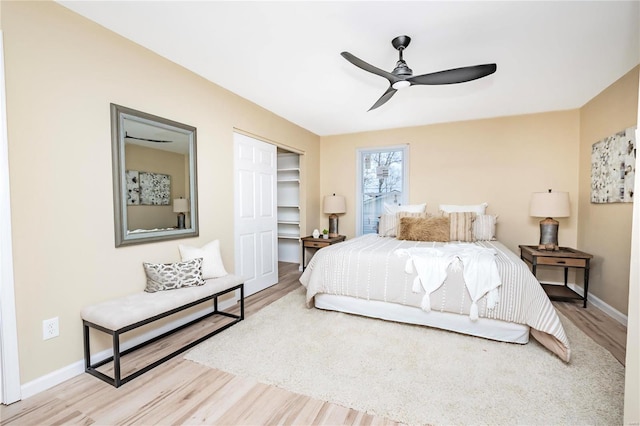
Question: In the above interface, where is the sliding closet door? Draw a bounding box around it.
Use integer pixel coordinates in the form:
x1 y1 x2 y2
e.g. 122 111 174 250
233 133 278 296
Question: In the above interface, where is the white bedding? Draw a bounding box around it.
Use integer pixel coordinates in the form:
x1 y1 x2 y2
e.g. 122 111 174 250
299 234 571 361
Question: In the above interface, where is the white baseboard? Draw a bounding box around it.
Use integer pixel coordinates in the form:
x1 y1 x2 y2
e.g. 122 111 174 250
564 282 628 326
20 297 238 400
543 280 628 326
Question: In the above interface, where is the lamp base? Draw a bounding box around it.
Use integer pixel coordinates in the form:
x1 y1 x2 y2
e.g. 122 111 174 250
328 214 339 238
538 217 559 250
177 213 186 229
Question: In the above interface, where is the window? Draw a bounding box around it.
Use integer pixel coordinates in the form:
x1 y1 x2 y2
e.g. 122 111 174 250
356 145 409 235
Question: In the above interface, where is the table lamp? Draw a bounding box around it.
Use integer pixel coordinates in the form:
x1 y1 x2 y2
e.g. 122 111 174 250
529 190 570 250
173 198 190 229
323 194 346 238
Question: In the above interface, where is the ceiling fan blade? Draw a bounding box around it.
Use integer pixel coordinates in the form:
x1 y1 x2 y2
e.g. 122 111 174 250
368 86 397 111
341 52 400 84
408 63 497 85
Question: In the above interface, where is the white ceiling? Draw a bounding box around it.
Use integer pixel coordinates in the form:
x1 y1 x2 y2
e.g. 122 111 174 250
58 1 639 137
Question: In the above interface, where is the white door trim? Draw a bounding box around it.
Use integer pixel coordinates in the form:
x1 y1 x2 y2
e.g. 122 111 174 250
0 30 22 405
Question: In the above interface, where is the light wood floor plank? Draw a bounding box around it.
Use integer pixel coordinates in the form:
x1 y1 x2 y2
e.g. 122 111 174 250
0 262 626 425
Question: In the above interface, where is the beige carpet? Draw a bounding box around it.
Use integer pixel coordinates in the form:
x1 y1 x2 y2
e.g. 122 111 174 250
185 287 624 425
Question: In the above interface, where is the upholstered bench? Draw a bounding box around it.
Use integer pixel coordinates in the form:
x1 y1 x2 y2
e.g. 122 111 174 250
81 274 244 388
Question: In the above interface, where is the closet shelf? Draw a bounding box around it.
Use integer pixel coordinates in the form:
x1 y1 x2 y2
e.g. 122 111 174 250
277 167 300 172
277 179 300 183
278 205 300 209
278 234 300 240
278 220 300 226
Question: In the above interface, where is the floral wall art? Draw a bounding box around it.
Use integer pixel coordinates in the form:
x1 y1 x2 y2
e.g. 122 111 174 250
126 170 171 205
591 126 636 203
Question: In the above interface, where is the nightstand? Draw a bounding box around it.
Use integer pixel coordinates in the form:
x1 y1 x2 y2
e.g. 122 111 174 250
519 245 593 308
301 235 346 270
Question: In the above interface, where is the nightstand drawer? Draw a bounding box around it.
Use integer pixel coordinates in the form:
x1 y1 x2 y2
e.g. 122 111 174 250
536 257 587 268
305 241 330 248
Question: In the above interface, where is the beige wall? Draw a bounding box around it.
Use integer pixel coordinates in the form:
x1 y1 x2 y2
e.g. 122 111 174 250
320 110 581 256
2 1 320 383
578 66 638 315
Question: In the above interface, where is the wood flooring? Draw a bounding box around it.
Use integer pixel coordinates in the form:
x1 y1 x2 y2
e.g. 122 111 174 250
0 262 627 425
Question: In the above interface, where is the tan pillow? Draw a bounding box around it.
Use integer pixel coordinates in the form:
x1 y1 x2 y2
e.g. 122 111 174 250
397 217 450 242
448 212 476 242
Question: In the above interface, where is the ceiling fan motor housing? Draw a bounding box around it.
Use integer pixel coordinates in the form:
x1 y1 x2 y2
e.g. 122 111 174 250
393 60 412 77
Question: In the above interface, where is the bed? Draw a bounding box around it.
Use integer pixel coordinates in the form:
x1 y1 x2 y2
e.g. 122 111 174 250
299 234 571 361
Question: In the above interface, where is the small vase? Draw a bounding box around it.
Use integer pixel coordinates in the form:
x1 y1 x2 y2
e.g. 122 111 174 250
323 234 329 239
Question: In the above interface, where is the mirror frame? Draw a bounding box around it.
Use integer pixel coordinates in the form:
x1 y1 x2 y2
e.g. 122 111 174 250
111 103 199 247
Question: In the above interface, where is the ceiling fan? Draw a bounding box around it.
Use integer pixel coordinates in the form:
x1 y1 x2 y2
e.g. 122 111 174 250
341 35 497 111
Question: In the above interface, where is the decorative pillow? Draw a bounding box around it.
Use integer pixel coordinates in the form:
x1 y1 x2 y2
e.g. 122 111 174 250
473 214 498 241
179 240 228 279
143 258 205 293
383 202 427 214
448 212 476 242
439 202 488 216
379 212 429 237
397 217 450 242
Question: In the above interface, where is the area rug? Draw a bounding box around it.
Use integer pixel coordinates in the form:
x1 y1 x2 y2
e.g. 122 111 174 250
184 287 624 425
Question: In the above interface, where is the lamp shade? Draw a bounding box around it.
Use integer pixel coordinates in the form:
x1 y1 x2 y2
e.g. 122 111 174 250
529 191 570 218
173 198 190 213
323 194 346 214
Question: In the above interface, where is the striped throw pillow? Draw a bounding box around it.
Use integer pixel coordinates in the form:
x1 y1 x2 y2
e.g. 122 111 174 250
448 212 476 242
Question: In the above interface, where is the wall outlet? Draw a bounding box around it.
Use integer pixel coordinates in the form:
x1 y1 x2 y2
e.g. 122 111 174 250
42 317 59 340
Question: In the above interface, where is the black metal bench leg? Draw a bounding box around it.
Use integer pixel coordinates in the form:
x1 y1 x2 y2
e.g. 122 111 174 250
113 332 121 388
240 285 245 320
83 323 91 371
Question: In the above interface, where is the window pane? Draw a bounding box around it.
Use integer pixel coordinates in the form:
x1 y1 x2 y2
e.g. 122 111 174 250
360 148 405 234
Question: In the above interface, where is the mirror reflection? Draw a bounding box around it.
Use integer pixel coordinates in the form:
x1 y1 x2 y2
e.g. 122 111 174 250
111 104 198 246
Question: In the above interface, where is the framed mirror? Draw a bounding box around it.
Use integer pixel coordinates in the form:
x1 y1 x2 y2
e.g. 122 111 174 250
111 104 198 247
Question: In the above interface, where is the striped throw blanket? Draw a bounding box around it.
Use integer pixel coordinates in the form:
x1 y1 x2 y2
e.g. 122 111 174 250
300 234 570 361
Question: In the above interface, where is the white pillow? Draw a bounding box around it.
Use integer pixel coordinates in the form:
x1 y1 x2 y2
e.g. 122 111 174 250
384 202 426 214
178 240 228 279
439 202 488 216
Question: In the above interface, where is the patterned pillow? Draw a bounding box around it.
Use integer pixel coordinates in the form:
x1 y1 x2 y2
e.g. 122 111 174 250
379 212 429 237
397 217 450 242
143 258 205 293
448 212 476 242
473 215 498 241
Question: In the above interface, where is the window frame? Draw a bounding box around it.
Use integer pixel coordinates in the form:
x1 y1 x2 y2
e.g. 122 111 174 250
355 144 410 236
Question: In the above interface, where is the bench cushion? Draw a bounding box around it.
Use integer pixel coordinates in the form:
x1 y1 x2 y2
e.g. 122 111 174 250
81 274 244 331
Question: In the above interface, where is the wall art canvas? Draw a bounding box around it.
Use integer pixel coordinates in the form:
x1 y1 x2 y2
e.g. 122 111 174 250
591 126 636 203
125 170 140 205
139 172 171 205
